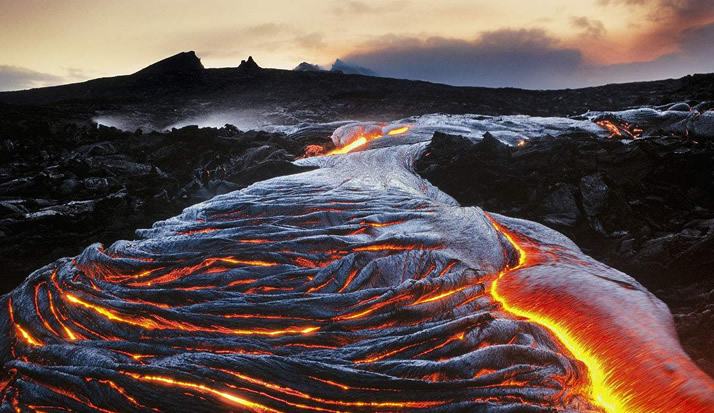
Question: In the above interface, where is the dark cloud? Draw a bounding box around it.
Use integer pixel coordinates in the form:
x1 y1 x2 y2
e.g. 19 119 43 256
665 0 714 17
583 20 714 85
0 65 64 91
571 16 606 39
343 29 583 89
680 20 714 55
343 22 714 89
598 0 714 22
476 29 560 50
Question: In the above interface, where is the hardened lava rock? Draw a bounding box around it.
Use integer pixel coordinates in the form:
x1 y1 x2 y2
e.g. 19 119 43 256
0 142 712 412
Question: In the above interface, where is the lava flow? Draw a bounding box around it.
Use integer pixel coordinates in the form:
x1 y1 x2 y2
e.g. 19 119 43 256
326 123 410 155
487 214 714 413
595 118 643 139
0 134 712 412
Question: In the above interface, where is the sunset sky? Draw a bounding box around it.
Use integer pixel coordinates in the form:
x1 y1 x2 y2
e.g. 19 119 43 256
1 0 712 90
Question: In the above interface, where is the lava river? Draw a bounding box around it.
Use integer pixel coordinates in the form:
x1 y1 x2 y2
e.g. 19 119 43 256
0 134 713 412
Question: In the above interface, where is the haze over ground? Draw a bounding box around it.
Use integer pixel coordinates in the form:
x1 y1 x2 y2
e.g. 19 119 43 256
1 0 712 90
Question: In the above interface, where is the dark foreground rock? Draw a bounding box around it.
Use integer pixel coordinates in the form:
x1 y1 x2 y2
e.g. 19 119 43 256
415 131 714 376
0 120 323 294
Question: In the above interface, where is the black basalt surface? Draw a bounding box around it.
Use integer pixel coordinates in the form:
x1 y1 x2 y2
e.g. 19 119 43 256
0 119 321 294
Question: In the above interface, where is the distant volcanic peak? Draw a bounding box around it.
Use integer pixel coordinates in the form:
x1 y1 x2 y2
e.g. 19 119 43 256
330 59 379 77
293 62 324 72
134 51 204 76
238 56 261 72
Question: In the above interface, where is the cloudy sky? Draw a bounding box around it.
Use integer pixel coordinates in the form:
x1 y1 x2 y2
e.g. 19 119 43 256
1 0 712 91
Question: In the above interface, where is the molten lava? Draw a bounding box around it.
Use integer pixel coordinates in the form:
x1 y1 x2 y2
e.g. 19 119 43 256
1 134 711 412
387 126 410 135
327 136 368 155
595 118 642 139
327 126 409 155
322 123 410 156
487 214 714 413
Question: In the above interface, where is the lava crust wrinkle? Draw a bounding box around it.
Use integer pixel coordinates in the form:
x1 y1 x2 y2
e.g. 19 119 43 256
0 141 712 412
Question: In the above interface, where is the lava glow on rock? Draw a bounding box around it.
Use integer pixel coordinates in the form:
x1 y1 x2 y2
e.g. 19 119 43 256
486 215 714 413
326 123 410 155
595 119 643 139
0 130 712 412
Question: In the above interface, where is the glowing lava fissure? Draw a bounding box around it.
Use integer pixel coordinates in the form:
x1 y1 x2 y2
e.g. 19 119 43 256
594 118 643 139
486 214 714 413
1 138 712 412
325 123 411 155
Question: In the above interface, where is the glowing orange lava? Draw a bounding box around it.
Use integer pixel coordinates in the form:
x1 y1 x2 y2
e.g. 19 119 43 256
125 373 280 412
9 299 43 347
214 368 445 410
386 126 410 135
326 125 410 155
327 137 368 155
409 286 468 306
596 119 640 139
65 293 320 337
486 214 714 413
